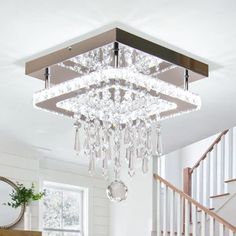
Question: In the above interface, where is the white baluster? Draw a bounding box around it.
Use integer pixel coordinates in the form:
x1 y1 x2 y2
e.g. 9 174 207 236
169 190 174 236
163 185 167 236
232 128 236 178
176 194 182 236
229 230 235 236
219 223 225 236
203 158 207 206
192 170 196 200
192 205 197 236
184 199 190 236
152 158 157 236
205 154 210 207
197 162 203 204
157 156 161 175
157 179 161 235
200 211 206 236
219 136 225 193
225 131 230 182
212 145 218 196
228 129 234 180
196 167 201 203
209 216 215 236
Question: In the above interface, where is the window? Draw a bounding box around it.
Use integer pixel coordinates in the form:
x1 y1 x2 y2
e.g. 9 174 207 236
42 182 87 236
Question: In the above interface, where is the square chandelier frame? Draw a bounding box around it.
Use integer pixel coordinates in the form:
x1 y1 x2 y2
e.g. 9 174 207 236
25 28 208 121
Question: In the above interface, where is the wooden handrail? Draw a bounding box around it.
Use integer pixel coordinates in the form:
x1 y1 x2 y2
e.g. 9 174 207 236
190 130 229 174
154 173 236 232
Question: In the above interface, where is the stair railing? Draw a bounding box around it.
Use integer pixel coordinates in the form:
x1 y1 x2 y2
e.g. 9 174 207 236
154 173 236 235
183 128 236 208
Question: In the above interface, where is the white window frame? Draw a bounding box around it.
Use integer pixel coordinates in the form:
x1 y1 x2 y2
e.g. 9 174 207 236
42 181 87 236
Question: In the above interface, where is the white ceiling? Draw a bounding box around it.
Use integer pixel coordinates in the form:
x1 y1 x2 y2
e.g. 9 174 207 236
0 0 236 164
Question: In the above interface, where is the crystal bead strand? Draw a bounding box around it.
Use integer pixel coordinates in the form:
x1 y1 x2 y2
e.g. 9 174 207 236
139 121 148 174
135 119 142 160
83 122 90 157
142 121 152 174
87 119 97 176
113 124 122 180
94 119 101 159
156 119 163 157
128 126 136 177
124 121 132 163
101 122 110 179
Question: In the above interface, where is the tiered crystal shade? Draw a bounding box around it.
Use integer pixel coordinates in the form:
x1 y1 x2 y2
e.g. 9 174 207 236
27 28 207 202
33 68 201 122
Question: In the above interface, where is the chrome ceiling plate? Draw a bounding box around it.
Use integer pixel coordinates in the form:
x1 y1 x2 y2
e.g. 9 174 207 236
26 28 208 85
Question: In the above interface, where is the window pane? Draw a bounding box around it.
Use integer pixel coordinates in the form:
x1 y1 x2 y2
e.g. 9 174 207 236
43 188 63 228
43 231 62 236
62 191 81 230
64 233 81 236
43 231 80 236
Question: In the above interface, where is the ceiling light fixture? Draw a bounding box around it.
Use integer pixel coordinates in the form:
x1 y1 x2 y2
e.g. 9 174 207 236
26 28 208 202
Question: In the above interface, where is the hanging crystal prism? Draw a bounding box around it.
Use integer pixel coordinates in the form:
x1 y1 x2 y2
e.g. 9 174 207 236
124 126 131 144
114 124 122 180
156 120 163 157
74 120 81 154
146 127 152 151
128 147 135 177
94 127 101 159
125 147 130 163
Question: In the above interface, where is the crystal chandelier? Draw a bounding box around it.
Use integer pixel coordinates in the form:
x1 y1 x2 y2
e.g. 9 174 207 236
26 28 208 202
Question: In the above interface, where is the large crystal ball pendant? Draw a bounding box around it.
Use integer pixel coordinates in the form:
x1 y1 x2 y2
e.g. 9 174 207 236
106 180 128 202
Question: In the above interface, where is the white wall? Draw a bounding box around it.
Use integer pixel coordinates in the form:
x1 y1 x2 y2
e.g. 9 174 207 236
164 149 182 188
180 134 219 170
0 151 109 236
109 161 153 236
164 133 219 190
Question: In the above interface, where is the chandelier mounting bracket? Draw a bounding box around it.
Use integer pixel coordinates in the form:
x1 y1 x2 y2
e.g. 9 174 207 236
26 28 208 85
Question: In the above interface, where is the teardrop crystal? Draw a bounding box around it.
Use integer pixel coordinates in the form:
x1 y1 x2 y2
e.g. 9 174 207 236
74 121 81 154
125 148 130 163
156 126 163 157
147 129 152 150
124 127 131 144
128 149 135 177
74 128 80 154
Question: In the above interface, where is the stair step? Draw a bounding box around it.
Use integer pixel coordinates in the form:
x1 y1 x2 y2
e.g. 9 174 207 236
210 193 230 198
225 178 236 183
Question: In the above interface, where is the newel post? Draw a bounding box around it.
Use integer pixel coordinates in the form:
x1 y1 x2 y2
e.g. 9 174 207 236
183 167 192 231
183 167 192 196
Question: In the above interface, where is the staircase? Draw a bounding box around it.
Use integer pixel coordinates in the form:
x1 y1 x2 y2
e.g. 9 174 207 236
183 127 236 225
154 173 236 235
153 127 236 235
